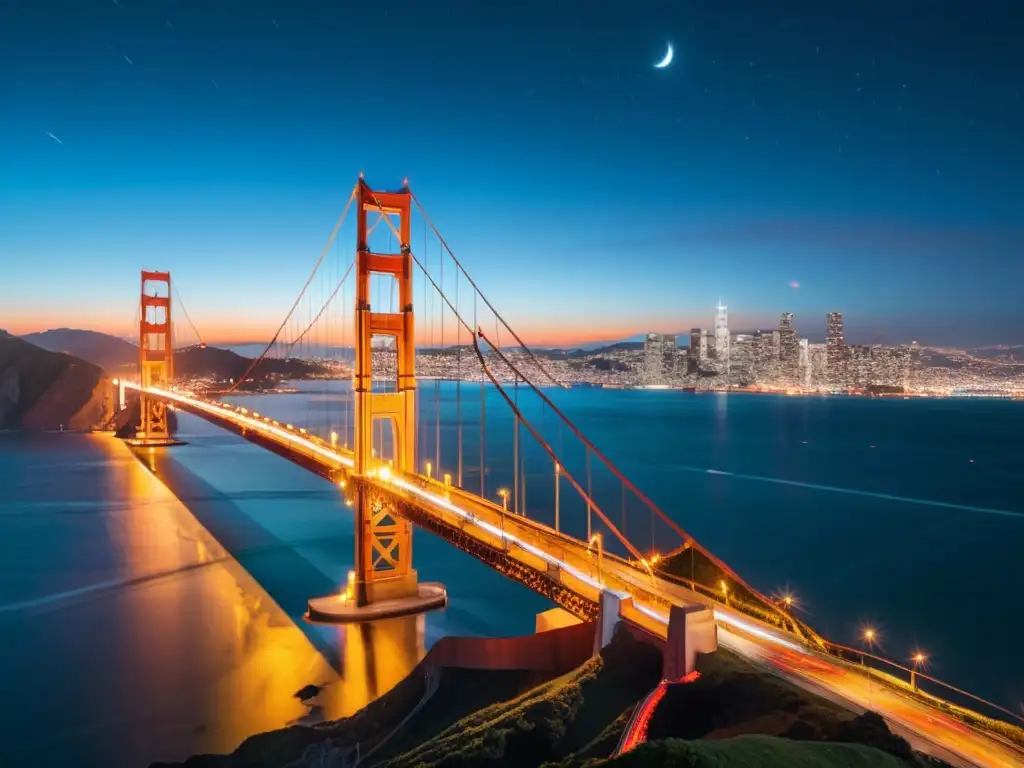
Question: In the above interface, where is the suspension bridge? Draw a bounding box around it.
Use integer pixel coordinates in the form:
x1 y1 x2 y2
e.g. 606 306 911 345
119 178 1022 768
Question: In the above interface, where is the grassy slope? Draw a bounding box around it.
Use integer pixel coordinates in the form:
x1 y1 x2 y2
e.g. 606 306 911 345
366 668 543 764
599 736 910 768
646 650 850 742
375 629 663 768
155 668 558 768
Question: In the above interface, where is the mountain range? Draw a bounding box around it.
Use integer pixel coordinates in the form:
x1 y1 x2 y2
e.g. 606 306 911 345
18 329 325 387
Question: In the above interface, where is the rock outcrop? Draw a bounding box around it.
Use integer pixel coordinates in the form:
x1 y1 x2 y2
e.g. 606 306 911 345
0 333 114 430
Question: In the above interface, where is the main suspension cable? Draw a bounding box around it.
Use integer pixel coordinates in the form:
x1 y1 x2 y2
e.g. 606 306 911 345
227 184 357 393
470 334 643 562
408 190 564 388
173 284 206 348
282 258 356 357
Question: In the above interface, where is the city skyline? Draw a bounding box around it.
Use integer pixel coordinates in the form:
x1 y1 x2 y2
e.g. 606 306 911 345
5 300 1009 350
2 1 1023 346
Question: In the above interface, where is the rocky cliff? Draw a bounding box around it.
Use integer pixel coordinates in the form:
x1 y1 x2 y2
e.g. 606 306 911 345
0 333 114 430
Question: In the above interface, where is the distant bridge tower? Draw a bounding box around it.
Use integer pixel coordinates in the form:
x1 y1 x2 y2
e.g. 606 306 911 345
137 270 174 443
352 179 419 607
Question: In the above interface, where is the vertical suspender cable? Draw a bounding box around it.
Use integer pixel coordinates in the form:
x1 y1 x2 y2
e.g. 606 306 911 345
622 481 627 537
520 383 527 517
435 230 441 476
586 449 592 540
477 294 485 497
513 375 519 515
421 218 428 472
456 267 463 487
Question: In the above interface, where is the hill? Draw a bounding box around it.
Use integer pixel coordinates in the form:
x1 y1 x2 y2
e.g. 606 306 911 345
174 345 328 388
0 333 114 430
20 328 137 373
16 330 328 388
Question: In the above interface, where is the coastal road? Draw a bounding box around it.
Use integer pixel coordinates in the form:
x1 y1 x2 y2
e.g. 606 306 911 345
719 627 1023 768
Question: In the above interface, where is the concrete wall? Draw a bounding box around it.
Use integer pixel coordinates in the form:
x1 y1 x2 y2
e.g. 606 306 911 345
535 607 583 633
663 605 718 680
426 620 596 674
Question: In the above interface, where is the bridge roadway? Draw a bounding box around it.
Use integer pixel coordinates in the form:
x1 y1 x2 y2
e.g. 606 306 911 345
133 384 1022 768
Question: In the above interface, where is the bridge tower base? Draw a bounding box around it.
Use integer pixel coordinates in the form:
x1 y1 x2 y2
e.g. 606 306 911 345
306 178 446 624
126 270 185 448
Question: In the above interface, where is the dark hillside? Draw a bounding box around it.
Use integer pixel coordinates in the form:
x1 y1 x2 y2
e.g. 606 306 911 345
0 333 113 429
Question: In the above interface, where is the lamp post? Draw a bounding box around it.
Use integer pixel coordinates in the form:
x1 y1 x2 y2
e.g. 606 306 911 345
910 652 926 691
861 628 876 666
554 462 561 533
498 488 510 551
426 461 432 480
588 533 604 587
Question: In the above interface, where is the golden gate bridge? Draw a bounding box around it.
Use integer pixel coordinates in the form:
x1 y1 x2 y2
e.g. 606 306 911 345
118 177 1023 768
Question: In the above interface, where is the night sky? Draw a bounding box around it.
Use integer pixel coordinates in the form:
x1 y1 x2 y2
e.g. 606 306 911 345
2 1 1022 346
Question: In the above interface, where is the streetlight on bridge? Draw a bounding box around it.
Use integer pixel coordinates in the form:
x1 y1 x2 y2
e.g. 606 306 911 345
554 462 560 533
910 652 927 691
497 488 510 551
860 627 877 666
588 533 604 587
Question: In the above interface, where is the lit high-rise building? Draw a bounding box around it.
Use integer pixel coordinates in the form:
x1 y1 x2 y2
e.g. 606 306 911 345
826 311 846 385
779 312 799 373
689 328 708 365
714 301 730 374
798 338 810 388
643 333 677 386
808 343 828 388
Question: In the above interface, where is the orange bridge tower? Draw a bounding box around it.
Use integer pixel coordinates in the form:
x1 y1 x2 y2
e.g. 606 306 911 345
308 178 446 622
136 270 174 444
353 178 417 605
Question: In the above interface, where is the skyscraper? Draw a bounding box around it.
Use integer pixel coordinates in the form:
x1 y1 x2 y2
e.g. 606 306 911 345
714 301 730 375
643 333 677 385
798 338 810 388
826 311 846 385
779 312 799 374
689 328 708 368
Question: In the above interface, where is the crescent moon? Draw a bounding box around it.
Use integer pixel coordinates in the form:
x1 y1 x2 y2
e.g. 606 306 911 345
654 43 673 69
